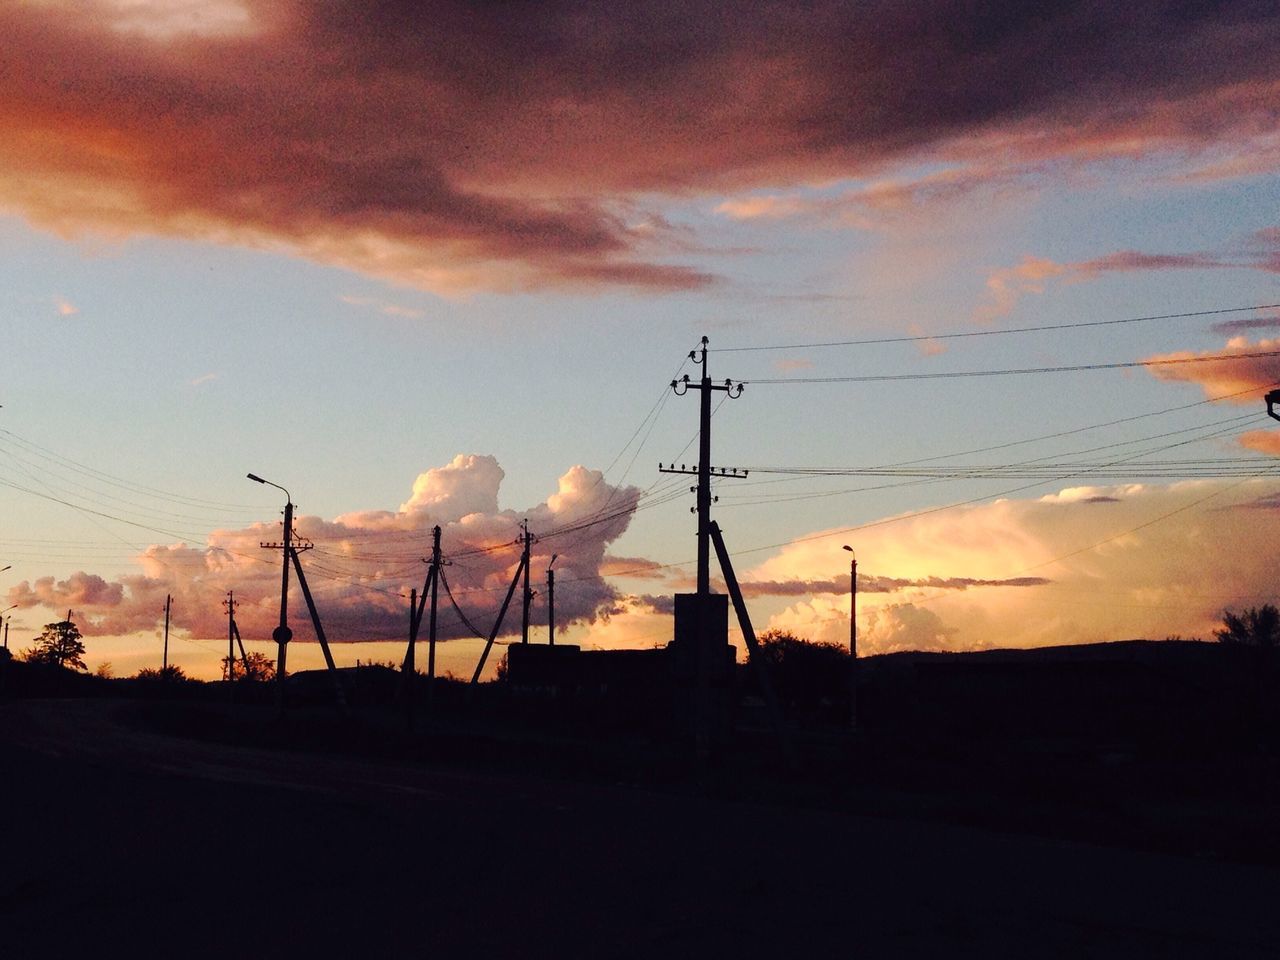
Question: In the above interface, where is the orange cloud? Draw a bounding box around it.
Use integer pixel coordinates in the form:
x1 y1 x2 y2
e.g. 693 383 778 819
753 480 1280 655
1239 429 1280 456
1142 337 1280 401
3 3 1280 292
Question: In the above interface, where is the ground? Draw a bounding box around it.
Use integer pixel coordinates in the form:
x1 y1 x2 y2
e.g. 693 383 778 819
2 698 1278 958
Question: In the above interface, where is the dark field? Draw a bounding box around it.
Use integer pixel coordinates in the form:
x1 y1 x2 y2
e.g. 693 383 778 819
2 641 1279 958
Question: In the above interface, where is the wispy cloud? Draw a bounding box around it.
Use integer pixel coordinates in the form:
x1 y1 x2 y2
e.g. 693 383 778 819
340 295 426 320
189 372 217 387
974 228 1280 321
53 296 78 317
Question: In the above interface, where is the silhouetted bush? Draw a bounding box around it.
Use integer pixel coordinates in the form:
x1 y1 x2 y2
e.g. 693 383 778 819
1215 605 1280 648
745 629 848 721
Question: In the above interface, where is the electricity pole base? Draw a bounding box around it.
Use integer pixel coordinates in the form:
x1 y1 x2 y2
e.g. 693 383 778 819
670 593 734 754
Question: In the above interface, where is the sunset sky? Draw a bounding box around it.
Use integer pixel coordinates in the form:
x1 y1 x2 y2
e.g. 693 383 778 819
5 0 1280 678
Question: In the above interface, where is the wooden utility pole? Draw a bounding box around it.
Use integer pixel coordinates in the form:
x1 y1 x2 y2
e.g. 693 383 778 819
519 519 533 644
471 543 527 685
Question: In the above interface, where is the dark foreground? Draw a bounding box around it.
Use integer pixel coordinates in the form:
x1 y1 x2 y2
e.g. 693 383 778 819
2 698 1279 959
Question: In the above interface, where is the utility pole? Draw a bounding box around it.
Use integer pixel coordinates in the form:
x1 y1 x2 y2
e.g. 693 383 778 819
3 618 8 651
249 473 298 712
162 594 171 673
663 338 747 594
224 591 237 682
547 554 558 645
427 525 441 700
519 519 533 644
662 337 747 755
844 545 857 731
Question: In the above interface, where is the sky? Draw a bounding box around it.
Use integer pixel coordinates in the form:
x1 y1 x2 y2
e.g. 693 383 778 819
4 0 1280 679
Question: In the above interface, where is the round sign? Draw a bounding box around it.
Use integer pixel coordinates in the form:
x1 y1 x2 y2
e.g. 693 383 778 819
272 625 293 644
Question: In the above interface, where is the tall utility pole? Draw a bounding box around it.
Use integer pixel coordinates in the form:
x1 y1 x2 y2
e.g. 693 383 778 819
249 473 297 711
547 554 558 645
843 545 857 730
662 338 747 756
519 519 533 644
224 590 238 682
663 337 746 595
162 594 171 672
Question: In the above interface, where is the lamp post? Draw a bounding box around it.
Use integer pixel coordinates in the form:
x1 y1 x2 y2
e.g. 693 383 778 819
0 604 15 652
248 473 293 711
843 545 857 730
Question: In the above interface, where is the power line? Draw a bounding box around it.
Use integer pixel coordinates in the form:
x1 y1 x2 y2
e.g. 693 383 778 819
712 303 1280 353
746 349 1280 384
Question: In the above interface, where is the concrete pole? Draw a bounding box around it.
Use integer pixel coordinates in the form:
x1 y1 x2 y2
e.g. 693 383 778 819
274 500 294 711
547 567 555 646
520 520 531 644
428 525 441 702
844 546 857 730
162 594 171 673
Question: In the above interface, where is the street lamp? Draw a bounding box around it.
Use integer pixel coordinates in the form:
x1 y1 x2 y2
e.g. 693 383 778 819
248 472 294 709
843 545 857 730
0 603 15 651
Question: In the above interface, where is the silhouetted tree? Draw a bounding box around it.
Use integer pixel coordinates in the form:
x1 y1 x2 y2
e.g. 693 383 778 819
134 665 188 682
23 617 87 671
1215 605 1280 648
221 651 275 681
751 629 848 718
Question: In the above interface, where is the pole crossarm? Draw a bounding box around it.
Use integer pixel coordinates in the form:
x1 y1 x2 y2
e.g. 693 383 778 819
658 465 749 478
664 336 745 597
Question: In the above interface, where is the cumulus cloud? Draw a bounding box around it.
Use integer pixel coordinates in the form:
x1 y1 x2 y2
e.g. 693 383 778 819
755 481 1280 654
7 456 641 644
3 2 1280 292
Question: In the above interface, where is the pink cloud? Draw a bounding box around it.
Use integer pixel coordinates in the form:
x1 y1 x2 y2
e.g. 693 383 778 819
1142 337 1280 401
974 229 1280 320
7 456 641 644
2 3 1279 292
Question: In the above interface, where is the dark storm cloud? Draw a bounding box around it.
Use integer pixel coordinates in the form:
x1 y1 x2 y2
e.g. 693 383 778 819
2 1 1278 291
